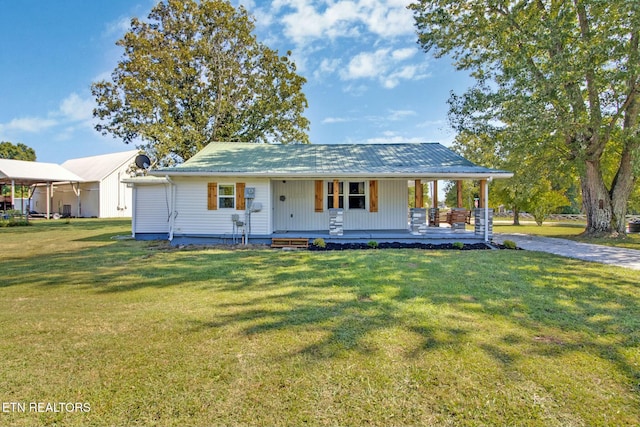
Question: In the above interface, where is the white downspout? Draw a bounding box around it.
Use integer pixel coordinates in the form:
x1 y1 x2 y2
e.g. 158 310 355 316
165 176 176 242
131 186 137 238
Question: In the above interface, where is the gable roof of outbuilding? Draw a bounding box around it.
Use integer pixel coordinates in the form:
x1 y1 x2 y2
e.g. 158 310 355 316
0 158 85 185
152 142 512 179
61 150 138 182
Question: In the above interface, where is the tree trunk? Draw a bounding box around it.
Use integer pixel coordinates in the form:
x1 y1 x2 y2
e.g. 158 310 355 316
512 206 520 225
610 145 638 234
581 159 613 235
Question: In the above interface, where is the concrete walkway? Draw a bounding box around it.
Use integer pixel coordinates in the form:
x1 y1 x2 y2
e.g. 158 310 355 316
493 233 640 270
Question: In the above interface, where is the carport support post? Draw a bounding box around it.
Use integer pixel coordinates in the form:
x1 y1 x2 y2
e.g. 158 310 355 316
414 180 423 208
72 182 81 217
457 180 463 208
46 181 51 220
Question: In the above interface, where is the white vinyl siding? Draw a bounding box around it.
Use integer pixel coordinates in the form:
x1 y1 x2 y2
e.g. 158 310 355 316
133 184 170 234
273 180 406 231
172 177 271 235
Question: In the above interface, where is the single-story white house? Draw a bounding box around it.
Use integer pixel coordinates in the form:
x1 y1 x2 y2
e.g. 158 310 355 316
125 142 512 245
31 150 138 218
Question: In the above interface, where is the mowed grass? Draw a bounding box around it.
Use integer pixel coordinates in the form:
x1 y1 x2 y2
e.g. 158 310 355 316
1 219 639 426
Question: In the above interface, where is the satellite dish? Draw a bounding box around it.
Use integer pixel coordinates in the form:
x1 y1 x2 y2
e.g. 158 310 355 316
135 154 151 169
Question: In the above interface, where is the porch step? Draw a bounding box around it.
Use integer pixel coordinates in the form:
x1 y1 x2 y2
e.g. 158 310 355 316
271 237 309 249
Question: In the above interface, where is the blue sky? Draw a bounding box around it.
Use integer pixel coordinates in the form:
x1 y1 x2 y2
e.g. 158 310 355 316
0 0 472 164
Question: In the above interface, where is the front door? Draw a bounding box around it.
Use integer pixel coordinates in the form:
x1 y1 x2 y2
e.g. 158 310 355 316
272 180 309 231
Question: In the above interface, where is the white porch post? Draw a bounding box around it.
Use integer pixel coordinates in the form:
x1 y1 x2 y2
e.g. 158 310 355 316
484 178 491 242
11 179 15 208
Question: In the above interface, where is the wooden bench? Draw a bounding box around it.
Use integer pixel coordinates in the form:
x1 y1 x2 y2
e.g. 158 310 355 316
446 209 472 226
271 238 309 249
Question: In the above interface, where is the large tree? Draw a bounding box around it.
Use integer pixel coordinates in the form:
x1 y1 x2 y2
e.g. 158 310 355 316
411 0 640 235
0 141 36 161
93 0 310 166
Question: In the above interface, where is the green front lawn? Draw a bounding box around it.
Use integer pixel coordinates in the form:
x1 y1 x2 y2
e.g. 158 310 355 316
1 219 639 426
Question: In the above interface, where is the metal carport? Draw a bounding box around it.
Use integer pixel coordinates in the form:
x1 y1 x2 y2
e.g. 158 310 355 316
0 158 84 219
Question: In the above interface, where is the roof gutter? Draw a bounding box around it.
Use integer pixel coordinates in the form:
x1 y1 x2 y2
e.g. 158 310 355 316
149 171 514 180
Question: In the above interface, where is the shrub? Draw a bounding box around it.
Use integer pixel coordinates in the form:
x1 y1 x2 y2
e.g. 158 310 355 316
367 240 378 249
312 238 326 248
0 216 30 227
503 240 517 250
452 241 464 250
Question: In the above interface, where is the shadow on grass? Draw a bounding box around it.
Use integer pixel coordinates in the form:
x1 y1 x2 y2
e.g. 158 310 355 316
4 225 640 399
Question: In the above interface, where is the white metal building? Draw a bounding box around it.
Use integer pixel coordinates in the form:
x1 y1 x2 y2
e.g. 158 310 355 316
31 150 138 218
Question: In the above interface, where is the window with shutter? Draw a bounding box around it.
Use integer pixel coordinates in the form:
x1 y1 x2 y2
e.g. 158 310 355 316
207 182 218 210
236 183 245 210
314 180 323 212
218 184 235 208
369 180 378 212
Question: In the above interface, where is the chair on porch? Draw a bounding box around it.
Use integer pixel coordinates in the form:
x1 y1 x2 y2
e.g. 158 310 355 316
446 208 472 230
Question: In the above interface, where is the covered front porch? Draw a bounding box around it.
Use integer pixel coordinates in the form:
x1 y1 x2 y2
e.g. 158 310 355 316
168 206 492 247
271 225 482 244
169 226 486 247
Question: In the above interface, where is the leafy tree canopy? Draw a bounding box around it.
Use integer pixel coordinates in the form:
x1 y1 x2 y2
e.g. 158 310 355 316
93 0 310 166
0 141 36 161
410 0 640 235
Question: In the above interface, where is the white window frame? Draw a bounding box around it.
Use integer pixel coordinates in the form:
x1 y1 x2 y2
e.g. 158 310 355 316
326 181 367 210
347 181 366 210
218 184 235 209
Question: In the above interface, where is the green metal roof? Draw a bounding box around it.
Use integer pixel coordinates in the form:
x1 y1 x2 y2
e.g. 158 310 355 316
152 142 512 179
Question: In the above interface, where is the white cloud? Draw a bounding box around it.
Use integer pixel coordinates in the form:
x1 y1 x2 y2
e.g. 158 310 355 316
362 1 414 38
0 92 96 144
417 119 447 128
103 16 132 38
59 93 95 122
388 109 417 120
383 64 430 88
273 0 414 45
322 116 353 124
391 47 417 61
243 1 430 90
364 133 424 144
312 57 341 80
2 117 58 133
92 70 113 83
342 49 390 80
341 47 429 88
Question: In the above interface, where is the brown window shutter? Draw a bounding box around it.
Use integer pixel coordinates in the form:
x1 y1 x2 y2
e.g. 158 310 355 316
236 182 245 210
314 180 323 212
207 182 217 210
369 180 378 212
